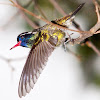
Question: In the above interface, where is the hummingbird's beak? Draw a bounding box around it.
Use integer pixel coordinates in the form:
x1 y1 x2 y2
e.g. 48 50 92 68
10 41 21 50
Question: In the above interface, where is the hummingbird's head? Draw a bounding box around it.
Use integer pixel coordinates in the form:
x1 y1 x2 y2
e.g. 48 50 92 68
10 32 34 50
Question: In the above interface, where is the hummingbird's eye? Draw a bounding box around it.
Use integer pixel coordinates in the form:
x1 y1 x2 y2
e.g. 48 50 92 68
20 35 24 39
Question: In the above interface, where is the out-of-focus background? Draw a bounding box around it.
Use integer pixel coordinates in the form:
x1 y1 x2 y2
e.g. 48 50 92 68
0 0 100 100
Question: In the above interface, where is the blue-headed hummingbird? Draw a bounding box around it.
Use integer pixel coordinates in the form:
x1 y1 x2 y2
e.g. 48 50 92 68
10 3 84 98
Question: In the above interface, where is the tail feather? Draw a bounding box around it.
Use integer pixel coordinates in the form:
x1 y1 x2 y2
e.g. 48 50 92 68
51 3 85 26
71 3 85 17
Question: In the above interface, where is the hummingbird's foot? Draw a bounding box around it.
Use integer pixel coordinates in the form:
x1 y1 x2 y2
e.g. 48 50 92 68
68 33 75 45
63 36 75 51
63 38 69 51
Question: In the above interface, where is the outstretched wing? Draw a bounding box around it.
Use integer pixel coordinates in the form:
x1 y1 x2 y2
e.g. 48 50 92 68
18 41 55 98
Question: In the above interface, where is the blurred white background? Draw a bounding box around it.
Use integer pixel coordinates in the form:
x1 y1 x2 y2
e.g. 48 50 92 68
0 0 100 100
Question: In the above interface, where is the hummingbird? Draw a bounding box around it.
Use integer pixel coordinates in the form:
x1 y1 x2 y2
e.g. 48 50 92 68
10 3 84 98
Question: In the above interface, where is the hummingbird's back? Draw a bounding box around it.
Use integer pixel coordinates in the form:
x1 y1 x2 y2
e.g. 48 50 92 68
40 24 66 46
